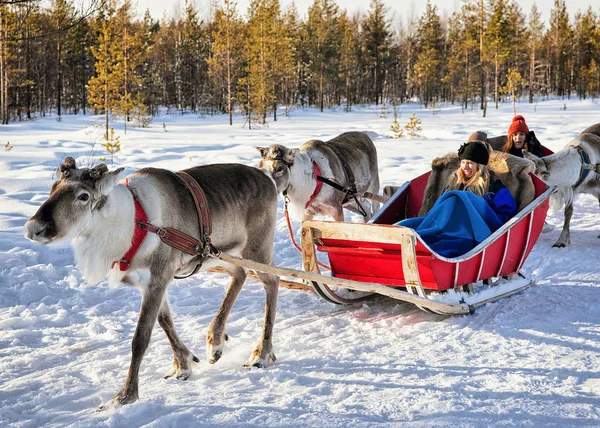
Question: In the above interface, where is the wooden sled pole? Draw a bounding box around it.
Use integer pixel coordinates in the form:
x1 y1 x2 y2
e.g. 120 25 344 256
211 251 472 315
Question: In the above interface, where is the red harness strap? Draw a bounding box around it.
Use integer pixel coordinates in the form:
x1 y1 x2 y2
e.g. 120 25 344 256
113 179 149 271
305 162 323 208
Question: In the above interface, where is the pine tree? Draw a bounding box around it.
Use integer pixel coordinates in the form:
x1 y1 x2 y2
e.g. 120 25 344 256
88 0 122 137
485 0 511 109
549 0 573 97
500 67 524 115
50 0 71 118
527 4 545 103
88 0 145 137
572 7 599 99
243 0 283 126
404 113 422 138
303 0 340 111
413 3 444 108
208 0 243 125
337 12 358 111
363 0 391 105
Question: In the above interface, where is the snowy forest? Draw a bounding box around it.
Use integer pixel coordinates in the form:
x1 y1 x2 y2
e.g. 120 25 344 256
0 0 599 128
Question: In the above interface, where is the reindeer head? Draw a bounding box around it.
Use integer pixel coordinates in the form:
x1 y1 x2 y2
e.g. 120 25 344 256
255 144 300 194
24 157 125 244
523 150 551 182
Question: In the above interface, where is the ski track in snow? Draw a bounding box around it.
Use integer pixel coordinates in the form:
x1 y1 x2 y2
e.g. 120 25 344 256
1 100 599 427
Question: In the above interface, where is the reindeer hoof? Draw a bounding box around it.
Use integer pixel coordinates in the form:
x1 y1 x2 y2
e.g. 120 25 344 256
243 351 276 368
97 388 138 411
164 352 198 379
209 350 222 364
206 333 228 364
552 242 568 248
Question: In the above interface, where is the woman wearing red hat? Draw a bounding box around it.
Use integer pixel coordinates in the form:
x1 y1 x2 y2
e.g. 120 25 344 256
501 115 542 157
396 141 517 257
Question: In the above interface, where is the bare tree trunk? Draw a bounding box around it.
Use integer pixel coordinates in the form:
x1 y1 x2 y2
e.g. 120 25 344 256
57 34 62 117
529 44 535 103
479 0 485 112
227 50 232 126
494 57 499 109
0 13 6 125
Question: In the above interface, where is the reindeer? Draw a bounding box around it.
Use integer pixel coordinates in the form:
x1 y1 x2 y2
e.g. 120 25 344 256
523 123 600 247
256 131 380 222
24 157 280 409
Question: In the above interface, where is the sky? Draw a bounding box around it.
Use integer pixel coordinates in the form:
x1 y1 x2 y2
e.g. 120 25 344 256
133 0 600 24
1 97 600 425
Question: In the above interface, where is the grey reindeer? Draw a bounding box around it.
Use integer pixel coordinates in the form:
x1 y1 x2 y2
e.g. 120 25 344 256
524 123 600 247
24 157 280 409
257 131 380 222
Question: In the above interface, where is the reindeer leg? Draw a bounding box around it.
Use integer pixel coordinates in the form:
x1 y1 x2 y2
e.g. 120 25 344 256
158 297 199 380
99 281 167 410
597 197 600 239
244 271 279 368
554 202 573 247
206 266 247 364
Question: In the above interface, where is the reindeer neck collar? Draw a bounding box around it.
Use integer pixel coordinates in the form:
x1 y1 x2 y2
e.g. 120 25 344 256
304 162 323 208
572 146 600 189
113 178 149 271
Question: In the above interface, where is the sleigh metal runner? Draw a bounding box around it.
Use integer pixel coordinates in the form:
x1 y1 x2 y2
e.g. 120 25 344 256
211 164 556 315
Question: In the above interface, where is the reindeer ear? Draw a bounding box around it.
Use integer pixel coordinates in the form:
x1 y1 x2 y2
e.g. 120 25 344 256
255 146 269 159
522 150 538 160
484 142 493 155
58 156 77 179
289 148 300 158
96 167 125 196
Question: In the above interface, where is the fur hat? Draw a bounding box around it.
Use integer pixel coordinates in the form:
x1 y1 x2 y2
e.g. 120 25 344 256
458 141 489 165
508 115 529 137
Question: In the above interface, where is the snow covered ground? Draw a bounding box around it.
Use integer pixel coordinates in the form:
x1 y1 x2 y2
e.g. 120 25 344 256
1 99 599 427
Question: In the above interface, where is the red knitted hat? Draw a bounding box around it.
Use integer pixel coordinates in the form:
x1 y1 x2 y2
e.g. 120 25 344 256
508 115 529 137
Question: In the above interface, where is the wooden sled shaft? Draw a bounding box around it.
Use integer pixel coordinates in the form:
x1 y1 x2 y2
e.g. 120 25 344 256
212 247 472 316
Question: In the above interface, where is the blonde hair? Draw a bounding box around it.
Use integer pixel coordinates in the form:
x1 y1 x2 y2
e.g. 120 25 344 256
447 164 490 197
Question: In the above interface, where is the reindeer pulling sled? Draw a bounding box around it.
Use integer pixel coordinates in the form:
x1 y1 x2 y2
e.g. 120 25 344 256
219 142 558 316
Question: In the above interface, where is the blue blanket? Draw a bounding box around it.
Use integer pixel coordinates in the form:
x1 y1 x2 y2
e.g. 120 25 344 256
395 190 507 258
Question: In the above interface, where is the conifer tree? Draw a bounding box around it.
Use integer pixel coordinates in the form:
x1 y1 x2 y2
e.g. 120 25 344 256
338 11 359 111
363 0 391 105
572 7 599 99
209 0 243 125
527 4 544 103
549 0 573 97
413 3 444 108
485 0 511 109
303 0 339 111
88 0 144 137
243 0 285 125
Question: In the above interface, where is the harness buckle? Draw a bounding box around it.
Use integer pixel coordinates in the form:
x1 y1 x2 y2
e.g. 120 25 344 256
156 228 167 237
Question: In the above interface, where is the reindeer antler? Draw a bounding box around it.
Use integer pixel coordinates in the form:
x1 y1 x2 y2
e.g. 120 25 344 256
81 163 109 182
58 156 77 178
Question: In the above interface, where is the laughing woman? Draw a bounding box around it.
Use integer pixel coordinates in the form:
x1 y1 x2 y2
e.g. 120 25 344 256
396 141 517 257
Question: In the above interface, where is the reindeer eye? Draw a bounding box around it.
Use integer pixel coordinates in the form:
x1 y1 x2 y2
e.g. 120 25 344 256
77 193 89 202
275 165 284 173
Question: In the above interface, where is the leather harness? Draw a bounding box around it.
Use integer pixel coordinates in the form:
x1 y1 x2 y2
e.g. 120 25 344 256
572 145 600 189
278 144 368 217
113 171 215 278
